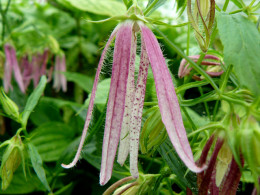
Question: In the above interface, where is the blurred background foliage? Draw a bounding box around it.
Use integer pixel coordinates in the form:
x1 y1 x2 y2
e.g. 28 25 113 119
0 0 259 194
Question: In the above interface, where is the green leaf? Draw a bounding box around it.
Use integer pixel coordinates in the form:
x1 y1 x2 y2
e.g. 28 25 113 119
158 139 197 192
29 122 75 162
61 0 126 16
217 13 260 96
28 143 51 192
84 78 111 111
21 76 47 128
145 0 167 16
63 72 94 93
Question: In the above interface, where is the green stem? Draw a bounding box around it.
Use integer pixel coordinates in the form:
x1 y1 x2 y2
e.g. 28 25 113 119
188 123 225 138
186 23 190 56
220 64 233 93
212 100 219 121
144 102 158 106
229 8 243 14
199 86 211 119
221 94 250 107
181 106 197 130
223 0 229 11
153 26 220 94
249 0 256 7
143 0 159 15
0 0 11 44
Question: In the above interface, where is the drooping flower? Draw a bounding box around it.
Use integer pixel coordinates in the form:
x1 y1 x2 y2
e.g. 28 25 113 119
3 44 25 93
62 20 204 185
53 54 67 92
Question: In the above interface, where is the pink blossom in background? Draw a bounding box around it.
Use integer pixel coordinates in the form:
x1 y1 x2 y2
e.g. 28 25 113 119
3 44 25 93
53 55 67 92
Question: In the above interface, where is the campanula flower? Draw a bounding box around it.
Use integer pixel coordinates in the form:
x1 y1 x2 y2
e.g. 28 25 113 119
62 20 204 185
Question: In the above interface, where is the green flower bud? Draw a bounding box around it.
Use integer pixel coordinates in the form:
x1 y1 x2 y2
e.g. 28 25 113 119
113 183 139 195
0 88 20 122
0 135 24 190
239 116 260 191
194 0 210 18
140 106 167 155
215 142 232 187
48 35 60 54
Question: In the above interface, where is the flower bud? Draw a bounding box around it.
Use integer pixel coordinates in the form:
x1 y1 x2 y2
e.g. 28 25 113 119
178 54 223 80
194 0 210 18
215 142 232 187
187 0 215 52
240 117 260 173
0 135 24 190
140 106 167 155
0 88 20 122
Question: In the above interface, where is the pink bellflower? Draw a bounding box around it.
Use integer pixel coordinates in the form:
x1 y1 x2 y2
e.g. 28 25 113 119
53 55 67 92
62 21 205 185
3 44 25 93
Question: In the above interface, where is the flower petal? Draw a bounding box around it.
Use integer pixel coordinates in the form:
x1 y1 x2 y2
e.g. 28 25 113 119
100 22 133 185
4 45 13 92
117 25 137 166
129 35 150 178
61 24 120 170
140 24 205 173
9 46 25 93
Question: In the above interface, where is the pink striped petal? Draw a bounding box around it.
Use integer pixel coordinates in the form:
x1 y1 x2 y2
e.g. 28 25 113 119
53 56 61 91
117 25 137 166
4 45 13 92
61 24 120 170
129 34 150 178
100 22 133 185
40 49 49 75
60 55 67 92
32 55 41 87
9 46 25 93
53 55 67 92
140 24 205 173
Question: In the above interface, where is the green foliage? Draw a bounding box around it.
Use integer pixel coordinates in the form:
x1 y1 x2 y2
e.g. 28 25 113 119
28 143 51 192
21 76 47 128
217 13 260 96
58 0 126 16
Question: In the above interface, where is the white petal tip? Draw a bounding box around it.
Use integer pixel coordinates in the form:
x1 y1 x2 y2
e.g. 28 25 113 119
100 176 111 186
130 170 139 179
190 164 207 173
61 163 74 169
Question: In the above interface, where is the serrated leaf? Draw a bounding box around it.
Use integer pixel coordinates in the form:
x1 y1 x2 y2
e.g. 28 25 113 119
28 143 51 192
21 76 47 128
63 72 94 93
61 0 126 16
216 13 260 96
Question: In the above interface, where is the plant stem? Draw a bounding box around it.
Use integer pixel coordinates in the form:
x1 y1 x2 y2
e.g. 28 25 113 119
143 0 159 16
0 0 11 44
186 23 190 56
199 86 211 119
188 123 225 138
223 0 230 11
212 100 219 121
153 26 220 94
